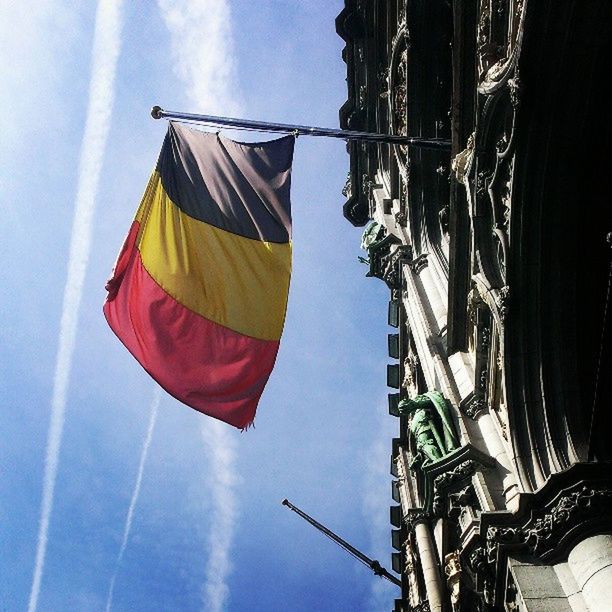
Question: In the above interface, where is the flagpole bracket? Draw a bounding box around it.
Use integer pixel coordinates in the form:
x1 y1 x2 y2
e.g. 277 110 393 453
149 105 451 150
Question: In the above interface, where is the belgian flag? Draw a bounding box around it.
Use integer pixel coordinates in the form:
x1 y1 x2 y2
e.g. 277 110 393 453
104 122 294 429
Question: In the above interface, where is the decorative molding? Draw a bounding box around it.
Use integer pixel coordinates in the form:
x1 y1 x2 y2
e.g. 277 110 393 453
464 464 612 608
487 483 612 559
421 444 496 514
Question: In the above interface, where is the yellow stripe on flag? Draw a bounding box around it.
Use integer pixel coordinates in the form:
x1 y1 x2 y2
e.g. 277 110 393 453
136 173 291 341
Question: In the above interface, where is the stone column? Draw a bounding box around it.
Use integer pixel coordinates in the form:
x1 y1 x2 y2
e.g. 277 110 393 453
476 411 520 510
413 519 444 612
568 534 612 611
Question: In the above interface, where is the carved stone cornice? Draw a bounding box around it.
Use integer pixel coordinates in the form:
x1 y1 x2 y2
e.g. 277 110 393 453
464 463 612 608
486 481 612 560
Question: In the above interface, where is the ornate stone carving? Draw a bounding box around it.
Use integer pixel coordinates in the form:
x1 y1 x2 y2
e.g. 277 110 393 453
487 484 612 559
395 209 407 227
404 509 429 532
359 222 409 289
408 601 431 612
444 552 462 612
408 253 429 274
341 172 352 198
467 544 496 606
384 245 411 289
508 74 522 108
361 173 374 197
497 285 510 320
460 396 488 420
404 537 427 608
480 325 491 350
477 0 527 92
392 48 407 137
403 350 420 396
465 465 612 608
431 460 477 516
452 134 475 183
388 25 409 177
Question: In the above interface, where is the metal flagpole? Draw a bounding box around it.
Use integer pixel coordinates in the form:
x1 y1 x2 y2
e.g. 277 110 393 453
151 106 451 150
281 498 402 587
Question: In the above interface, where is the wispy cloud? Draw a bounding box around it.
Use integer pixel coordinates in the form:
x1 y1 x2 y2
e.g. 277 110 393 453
157 0 243 118
156 2 243 609
27 2 124 611
105 388 160 612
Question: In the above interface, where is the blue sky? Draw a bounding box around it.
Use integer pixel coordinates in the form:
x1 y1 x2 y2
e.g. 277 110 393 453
0 2 398 611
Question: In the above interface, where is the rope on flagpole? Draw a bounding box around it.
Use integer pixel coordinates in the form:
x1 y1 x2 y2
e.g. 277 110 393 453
151 106 451 151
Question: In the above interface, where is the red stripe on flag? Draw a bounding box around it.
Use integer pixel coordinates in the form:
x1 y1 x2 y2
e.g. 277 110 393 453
103 222 280 429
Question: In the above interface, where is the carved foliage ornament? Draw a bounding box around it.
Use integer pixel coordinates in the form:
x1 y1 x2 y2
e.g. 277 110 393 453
460 396 488 420
487 484 612 559
388 26 409 177
431 460 477 516
467 476 612 607
404 509 430 533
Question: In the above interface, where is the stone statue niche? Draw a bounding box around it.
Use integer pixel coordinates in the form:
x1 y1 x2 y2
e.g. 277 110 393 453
398 391 459 469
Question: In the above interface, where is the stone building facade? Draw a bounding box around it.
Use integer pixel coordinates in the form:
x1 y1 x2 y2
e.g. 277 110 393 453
336 1 612 610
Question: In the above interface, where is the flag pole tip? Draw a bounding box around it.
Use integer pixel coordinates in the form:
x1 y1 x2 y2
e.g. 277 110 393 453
281 498 289 506
151 105 163 120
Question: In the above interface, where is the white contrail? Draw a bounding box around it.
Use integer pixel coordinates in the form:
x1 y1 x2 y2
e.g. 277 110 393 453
200 422 238 612
105 388 160 612
157 1 242 610
27 2 123 611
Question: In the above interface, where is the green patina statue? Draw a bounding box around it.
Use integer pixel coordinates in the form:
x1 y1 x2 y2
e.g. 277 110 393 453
398 391 459 468
358 221 385 264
